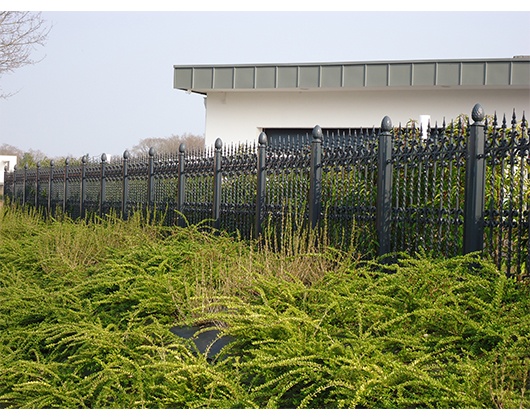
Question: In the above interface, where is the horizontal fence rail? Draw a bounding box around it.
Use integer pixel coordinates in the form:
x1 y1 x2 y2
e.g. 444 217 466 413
3 104 529 279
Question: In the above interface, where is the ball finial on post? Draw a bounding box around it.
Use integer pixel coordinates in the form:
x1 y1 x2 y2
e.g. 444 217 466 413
472 103 484 124
381 116 392 132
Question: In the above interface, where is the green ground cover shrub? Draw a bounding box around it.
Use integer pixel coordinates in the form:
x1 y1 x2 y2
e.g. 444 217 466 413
0 206 528 408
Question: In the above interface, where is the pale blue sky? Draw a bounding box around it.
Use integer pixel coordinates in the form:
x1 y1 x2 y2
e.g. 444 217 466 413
1 6 529 159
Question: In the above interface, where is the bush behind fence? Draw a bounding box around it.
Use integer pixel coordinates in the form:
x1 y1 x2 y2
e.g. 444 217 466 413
4 104 529 278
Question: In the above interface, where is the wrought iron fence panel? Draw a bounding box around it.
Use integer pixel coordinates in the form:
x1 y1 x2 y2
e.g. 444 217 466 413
181 148 215 226
264 141 311 244
124 158 149 218
102 160 123 216
219 142 257 239
66 165 82 219
321 130 378 256
484 112 530 278
151 155 179 224
82 164 102 215
49 164 64 214
25 171 36 208
391 121 467 258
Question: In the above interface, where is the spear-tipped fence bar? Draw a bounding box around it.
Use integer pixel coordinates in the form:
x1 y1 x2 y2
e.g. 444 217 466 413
3 104 529 278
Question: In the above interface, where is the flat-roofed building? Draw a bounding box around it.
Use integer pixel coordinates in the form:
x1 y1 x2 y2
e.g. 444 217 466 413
173 57 530 147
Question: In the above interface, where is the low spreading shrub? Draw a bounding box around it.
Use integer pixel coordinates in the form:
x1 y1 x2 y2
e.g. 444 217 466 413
0 206 528 408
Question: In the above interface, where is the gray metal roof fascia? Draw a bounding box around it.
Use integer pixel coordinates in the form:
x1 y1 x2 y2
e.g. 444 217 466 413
173 58 530 93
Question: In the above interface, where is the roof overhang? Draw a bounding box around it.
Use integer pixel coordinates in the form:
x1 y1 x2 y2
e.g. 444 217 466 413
173 58 530 95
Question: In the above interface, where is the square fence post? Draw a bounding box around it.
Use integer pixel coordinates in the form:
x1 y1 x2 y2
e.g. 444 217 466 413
80 155 87 219
35 162 40 209
48 160 54 216
255 132 268 238
63 158 69 214
377 116 393 256
99 153 107 218
147 147 155 210
122 150 130 220
177 143 186 227
463 104 486 254
212 138 223 230
23 164 27 206
308 125 323 229
10 166 16 204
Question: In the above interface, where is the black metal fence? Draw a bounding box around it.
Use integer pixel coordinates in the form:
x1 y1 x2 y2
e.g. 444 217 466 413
3 104 529 279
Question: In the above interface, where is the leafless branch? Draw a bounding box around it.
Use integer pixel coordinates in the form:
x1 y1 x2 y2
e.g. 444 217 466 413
0 11 51 98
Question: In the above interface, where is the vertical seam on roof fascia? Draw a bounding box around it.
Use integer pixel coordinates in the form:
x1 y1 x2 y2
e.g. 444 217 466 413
458 62 462 86
341 65 344 88
297 66 300 88
387 63 390 86
363 64 367 87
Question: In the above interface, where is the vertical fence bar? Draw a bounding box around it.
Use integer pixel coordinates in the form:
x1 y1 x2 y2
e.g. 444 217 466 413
48 160 54 215
35 162 40 209
14 166 17 203
255 132 268 238
23 164 27 206
3 166 6 203
99 153 107 218
309 125 323 229
80 155 87 219
463 103 486 254
122 150 130 220
212 138 222 230
10 165 16 204
377 116 393 256
63 158 69 214
147 147 155 209
177 143 186 227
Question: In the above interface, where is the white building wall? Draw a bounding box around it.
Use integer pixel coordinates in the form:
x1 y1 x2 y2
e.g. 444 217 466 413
204 88 530 147
0 155 17 185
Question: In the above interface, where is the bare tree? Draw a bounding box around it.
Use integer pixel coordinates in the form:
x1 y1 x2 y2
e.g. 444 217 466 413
0 142 23 158
0 11 50 98
0 143 50 168
131 133 205 157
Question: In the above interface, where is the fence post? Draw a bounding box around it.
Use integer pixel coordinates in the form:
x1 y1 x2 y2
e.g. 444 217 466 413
122 150 130 220
2 165 6 202
99 153 107 218
63 158 69 214
212 138 223 230
147 147 155 210
377 116 393 256
80 155 87 219
11 165 16 204
35 162 40 209
463 103 486 254
48 159 54 215
177 143 186 227
309 125 323 229
255 132 268 238
23 164 27 206
9 165 17 203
